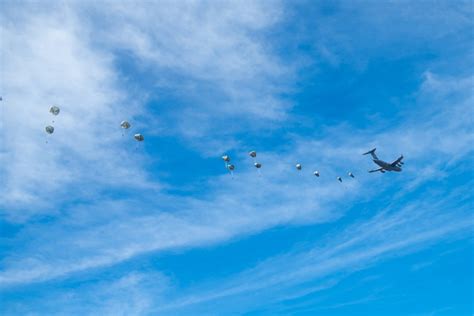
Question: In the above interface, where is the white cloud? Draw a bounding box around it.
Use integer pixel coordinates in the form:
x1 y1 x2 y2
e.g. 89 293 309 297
78 0 294 150
6 185 470 315
151 192 472 314
0 4 153 219
1 271 170 316
0 0 293 217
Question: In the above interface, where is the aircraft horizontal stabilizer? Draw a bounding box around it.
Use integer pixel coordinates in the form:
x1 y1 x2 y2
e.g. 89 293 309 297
369 168 384 173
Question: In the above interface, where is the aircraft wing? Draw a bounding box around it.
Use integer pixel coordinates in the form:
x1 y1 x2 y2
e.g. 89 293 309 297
390 155 404 167
369 168 384 173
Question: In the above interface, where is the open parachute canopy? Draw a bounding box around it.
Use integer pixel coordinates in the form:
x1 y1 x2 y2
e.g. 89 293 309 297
49 106 60 116
249 151 257 158
45 125 54 134
120 121 131 129
134 133 144 142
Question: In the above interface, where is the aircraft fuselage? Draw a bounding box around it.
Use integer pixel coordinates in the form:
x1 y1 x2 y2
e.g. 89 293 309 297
373 159 401 172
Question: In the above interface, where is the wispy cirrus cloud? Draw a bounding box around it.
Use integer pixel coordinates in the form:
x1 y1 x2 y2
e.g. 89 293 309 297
79 0 294 150
3 179 471 315
0 69 471 289
0 0 292 217
0 3 154 218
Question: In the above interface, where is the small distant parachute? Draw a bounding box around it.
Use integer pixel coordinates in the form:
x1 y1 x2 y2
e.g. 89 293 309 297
296 163 302 170
227 164 235 171
313 171 320 177
249 151 257 158
254 162 262 169
348 172 355 178
45 125 54 134
337 176 342 182
222 155 230 162
134 133 144 142
49 106 60 116
120 121 131 129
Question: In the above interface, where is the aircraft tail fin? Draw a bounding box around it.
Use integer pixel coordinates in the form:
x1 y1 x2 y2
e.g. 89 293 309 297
363 148 378 160
363 148 376 155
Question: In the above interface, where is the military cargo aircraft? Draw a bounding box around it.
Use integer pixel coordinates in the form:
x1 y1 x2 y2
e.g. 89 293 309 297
363 148 404 173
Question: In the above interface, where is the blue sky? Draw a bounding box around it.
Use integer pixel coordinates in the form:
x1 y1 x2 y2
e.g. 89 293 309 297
0 1 473 315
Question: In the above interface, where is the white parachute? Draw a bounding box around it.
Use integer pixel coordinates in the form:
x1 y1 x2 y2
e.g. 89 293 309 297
348 172 355 178
254 162 262 168
296 163 302 170
49 106 60 116
222 155 230 162
121 121 131 129
45 125 54 134
134 133 144 142
337 176 342 182
313 171 320 177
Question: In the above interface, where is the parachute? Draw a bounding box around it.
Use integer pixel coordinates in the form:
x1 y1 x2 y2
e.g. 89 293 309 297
313 171 320 177
249 151 257 158
45 125 54 134
296 163 302 170
221 155 234 176
49 106 60 116
134 133 144 142
348 172 355 178
120 121 131 137
120 121 131 129
337 177 342 182
254 162 262 169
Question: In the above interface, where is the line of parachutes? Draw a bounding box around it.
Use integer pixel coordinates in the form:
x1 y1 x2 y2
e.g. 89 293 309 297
43 106 355 181
221 151 356 183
